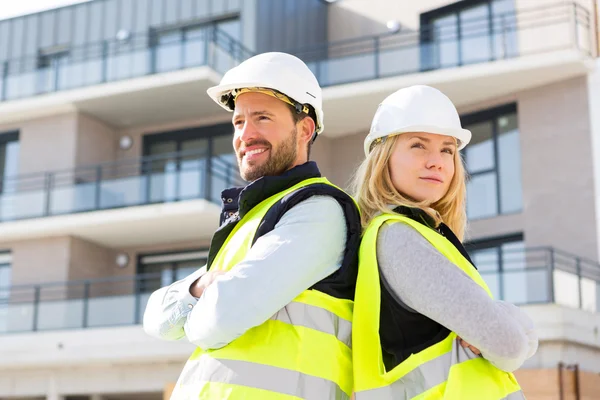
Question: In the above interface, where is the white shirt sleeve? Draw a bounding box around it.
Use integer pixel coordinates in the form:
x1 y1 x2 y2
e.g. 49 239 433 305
142 265 206 341
183 195 347 350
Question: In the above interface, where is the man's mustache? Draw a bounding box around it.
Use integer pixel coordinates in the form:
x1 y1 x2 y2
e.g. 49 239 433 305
237 140 272 156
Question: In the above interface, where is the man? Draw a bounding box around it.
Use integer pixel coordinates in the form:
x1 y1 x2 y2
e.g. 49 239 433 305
143 52 361 399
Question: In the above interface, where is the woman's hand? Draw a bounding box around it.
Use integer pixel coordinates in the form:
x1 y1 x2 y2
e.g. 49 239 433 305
457 336 481 355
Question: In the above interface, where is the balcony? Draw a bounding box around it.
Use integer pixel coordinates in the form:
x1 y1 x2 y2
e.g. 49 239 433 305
317 2 596 136
0 246 598 337
0 26 251 128
0 245 599 381
301 2 594 87
0 150 243 246
0 2 594 135
476 246 600 311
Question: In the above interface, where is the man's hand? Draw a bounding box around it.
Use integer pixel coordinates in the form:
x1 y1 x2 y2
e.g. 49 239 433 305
189 270 226 298
457 336 481 355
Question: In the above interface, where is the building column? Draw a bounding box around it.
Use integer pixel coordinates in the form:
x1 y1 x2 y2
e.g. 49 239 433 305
46 375 64 400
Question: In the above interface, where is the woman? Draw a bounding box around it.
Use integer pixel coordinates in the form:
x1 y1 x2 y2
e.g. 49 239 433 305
351 85 538 399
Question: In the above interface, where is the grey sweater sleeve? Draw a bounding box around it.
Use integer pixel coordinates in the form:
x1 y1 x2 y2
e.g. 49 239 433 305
377 222 539 372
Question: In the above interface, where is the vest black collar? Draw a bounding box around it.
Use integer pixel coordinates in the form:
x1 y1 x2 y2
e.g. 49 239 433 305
220 161 321 218
392 206 438 229
393 205 476 267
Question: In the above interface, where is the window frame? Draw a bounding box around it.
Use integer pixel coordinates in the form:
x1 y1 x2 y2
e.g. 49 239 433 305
142 122 234 162
465 233 525 302
461 102 520 220
0 252 12 301
148 15 241 74
0 131 19 194
141 123 238 203
419 0 517 69
136 249 209 293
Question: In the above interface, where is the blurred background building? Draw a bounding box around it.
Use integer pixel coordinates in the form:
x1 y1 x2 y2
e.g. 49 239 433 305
0 0 598 399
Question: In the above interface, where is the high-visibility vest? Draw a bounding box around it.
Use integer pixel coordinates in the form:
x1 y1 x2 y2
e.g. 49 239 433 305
353 213 525 400
171 177 355 400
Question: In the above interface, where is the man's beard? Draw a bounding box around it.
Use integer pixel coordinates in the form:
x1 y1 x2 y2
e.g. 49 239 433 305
237 128 298 182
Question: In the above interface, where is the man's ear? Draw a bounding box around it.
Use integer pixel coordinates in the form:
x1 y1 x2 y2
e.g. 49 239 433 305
298 116 316 145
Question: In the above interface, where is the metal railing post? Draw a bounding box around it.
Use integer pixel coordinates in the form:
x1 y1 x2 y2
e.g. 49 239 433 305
203 28 209 66
227 162 232 188
134 275 142 324
209 26 216 70
102 40 109 82
576 257 583 309
82 281 90 328
1 61 8 101
32 286 40 332
204 155 212 201
145 158 154 204
53 59 60 93
229 34 235 70
95 165 102 210
44 172 54 217
500 15 507 59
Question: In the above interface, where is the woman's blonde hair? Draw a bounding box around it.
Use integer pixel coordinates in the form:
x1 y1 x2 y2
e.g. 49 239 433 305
352 134 468 240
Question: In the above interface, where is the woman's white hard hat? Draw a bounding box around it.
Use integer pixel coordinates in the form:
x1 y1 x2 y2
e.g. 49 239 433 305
364 85 471 156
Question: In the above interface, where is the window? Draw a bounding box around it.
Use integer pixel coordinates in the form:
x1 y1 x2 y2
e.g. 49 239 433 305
137 250 209 293
0 131 19 194
0 253 12 302
420 0 518 70
152 18 241 73
462 104 522 220
37 48 70 93
143 123 239 204
37 50 69 69
466 235 546 304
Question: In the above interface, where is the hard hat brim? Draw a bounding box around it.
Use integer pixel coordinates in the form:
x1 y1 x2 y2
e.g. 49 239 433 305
207 81 277 111
364 125 472 156
206 81 324 134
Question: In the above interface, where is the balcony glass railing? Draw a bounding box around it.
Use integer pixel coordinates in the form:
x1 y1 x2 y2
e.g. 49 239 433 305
0 148 243 222
0 26 253 102
0 246 599 334
299 2 593 87
0 2 592 103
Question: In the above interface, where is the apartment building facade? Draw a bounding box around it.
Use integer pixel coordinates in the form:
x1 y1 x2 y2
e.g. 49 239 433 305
0 0 599 399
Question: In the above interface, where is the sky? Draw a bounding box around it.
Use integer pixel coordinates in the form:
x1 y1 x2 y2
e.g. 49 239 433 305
0 0 91 21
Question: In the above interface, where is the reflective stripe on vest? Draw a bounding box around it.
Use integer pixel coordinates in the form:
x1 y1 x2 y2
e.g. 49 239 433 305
271 299 353 347
172 177 355 400
353 213 525 400
175 357 348 400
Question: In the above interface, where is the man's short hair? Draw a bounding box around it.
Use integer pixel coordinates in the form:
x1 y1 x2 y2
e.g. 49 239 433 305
287 104 318 159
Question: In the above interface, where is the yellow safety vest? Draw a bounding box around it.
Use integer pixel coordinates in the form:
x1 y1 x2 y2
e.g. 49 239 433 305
353 213 525 400
171 177 355 400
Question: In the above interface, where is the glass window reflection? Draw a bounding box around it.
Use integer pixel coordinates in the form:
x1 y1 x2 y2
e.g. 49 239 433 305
463 105 521 220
